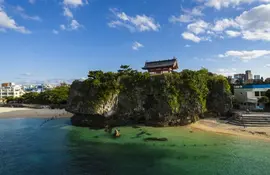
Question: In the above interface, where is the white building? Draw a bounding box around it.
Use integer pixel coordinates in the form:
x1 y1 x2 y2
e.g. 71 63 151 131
234 84 270 110
254 75 261 80
0 83 25 99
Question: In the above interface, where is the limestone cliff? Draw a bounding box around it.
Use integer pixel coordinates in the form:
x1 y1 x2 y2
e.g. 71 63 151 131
66 69 232 128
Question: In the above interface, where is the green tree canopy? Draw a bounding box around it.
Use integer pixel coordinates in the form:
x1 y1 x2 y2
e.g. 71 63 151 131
20 86 70 105
258 96 269 104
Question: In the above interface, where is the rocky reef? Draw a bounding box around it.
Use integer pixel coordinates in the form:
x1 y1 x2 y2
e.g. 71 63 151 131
66 68 232 128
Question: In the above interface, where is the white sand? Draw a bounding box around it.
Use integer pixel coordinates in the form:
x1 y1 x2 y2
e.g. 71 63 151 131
190 118 270 141
0 107 73 118
0 107 32 113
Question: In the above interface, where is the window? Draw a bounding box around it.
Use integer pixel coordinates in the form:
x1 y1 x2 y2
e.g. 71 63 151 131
261 91 266 96
255 91 260 96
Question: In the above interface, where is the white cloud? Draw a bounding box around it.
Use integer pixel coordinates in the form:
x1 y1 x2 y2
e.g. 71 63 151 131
225 30 241 37
182 6 204 16
182 32 201 42
63 7 73 18
60 20 82 31
60 24 66 30
169 15 194 23
0 7 30 33
187 20 209 34
242 30 270 41
212 18 238 32
108 8 160 32
215 68 237 76
52 29 59 34
29 0 35 4
179 4 270 42
219 50 270 61
21 73 32 76
14 6 41 21
61 0 86 31
132 41 144 50
70 19 81 30
185 44 191 47
169 7 203 24
202 0 270 10
190 7 204 16
63 0 84 7
235 4 270 41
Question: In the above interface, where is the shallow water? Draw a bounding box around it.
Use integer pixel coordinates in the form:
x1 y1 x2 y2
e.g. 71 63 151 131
0 118 270 175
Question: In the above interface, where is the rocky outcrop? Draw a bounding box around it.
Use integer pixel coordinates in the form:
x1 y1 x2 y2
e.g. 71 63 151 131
66 70 232 128
207 77 233 116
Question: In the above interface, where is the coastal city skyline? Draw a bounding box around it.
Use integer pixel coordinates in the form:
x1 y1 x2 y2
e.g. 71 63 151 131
1 0 270 84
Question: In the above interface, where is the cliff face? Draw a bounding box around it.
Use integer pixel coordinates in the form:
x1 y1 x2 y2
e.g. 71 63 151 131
66 70 232 128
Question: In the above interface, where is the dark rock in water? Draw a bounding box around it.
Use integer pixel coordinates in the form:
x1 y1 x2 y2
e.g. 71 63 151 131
113 129 121 138
136 131 146 137
143 137 168 142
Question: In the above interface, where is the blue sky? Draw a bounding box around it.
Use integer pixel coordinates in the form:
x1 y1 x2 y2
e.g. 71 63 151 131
0 0 270 84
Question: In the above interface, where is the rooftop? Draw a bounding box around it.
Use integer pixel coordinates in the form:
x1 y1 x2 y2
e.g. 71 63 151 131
142 58 178 70
235 84 270 89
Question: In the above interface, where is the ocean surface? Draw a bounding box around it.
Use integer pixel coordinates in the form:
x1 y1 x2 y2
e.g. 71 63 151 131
0 118 270 175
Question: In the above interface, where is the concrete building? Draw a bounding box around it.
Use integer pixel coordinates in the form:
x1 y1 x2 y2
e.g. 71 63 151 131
23 84 55 93
245 70 252 81
234 74 245 83
254 75 261 80
0 83 25 99
234 84 270 110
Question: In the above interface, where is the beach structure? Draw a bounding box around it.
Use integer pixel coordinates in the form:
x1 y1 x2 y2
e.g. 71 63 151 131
142 58 178 74
234 84 270 110
0 83 25 99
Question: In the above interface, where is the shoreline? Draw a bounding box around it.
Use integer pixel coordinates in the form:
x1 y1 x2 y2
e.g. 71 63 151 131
190 118 270 141
1 108 269 141
0 107 73 118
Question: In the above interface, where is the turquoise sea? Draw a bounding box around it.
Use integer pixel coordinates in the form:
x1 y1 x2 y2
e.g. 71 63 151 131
0 118 270 175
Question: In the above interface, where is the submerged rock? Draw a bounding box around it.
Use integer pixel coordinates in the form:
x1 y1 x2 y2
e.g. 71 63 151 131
143 137 168 142
113 129 121 138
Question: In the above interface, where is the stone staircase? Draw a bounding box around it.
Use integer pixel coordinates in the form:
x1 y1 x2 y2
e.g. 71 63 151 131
228 113 270 127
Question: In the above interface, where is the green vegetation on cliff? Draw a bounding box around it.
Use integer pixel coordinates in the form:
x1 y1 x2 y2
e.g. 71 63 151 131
67 66 232 127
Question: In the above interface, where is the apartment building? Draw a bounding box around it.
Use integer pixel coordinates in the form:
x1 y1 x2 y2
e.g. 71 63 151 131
234 84 270 110
0 83 25 99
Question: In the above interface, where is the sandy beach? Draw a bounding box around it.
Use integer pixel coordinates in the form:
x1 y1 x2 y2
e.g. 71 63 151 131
190 118 270 141
0 107 73 118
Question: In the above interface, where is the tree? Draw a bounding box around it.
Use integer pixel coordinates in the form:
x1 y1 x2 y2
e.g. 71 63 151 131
21 92 39 104
118 65 134 74
5 97 15 103
20 86 69 105
258 96 269 104
265 89 270 99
